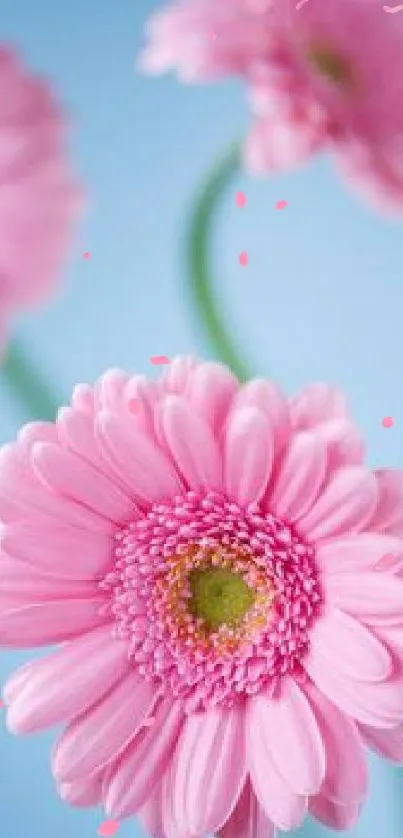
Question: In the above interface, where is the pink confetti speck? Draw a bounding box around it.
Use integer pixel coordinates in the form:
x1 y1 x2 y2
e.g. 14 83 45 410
83 252 90 259
143 716 156 727
239 251 248 267
382 416 394 428
128 398 142 414
275 200 288 210
383 5 403 13
150 355 170 365
236 191 247 208
296 0 310 9
97 821 119 837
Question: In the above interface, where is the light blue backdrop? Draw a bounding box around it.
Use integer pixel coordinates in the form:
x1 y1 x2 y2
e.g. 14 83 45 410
0 1 402 836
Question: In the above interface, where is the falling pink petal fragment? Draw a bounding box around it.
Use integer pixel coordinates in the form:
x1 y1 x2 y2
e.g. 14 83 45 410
150 356 170 365
83 252 91 259
98 820 120 837
382 417 394 428
128 398 142 414
236 191 247 208
239 251 249 267
143 715 156 727
383 5 403 12
296 0 310 9
275 200 288 210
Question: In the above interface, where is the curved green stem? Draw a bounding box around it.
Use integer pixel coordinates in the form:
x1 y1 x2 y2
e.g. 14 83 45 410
1 339 60 421
186 143 254 382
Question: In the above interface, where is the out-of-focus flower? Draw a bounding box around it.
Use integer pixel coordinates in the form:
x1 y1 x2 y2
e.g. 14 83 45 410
139 0 275 81
0 46 79 347
1 357 403 836
140 0 403 214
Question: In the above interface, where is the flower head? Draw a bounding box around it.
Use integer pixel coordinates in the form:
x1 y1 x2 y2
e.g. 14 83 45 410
0 46 79 347
1 357 403 836
140 0 403 214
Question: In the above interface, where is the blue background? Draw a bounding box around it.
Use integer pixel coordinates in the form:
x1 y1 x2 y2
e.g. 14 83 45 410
0 1 402 836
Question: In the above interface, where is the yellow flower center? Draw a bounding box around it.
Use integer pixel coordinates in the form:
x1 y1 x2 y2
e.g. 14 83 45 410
188 566 256 630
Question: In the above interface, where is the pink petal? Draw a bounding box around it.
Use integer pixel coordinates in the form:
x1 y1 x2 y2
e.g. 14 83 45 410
167 704 246 836
375 624 403 655
303 681 368 805
2 517 112 580
158 395 222 491
247 709 307 830
313 419 365 471
375 553 403 574
159 356 199 395
224 407 273 506
161 759 181 838
57 406 104 469
96 410 183 505
298 467 378 541
309 795 361 831
95 369 130 413
368 470 403 537
17 421 58 450
123 376 160 441
304 626 403 728
104 698 183 819
218 780 275 838
0 443 111 532
32 442 133 523
290 384 349 430
325 572 403 626
184 361 238 434
58 772 104 807
0 554 98 600
246 678 325 795
232 379 290 453
245 111 322 174
0 596 108 648
136 784 167 838
357 723 403 764
53 672 158 781
71 383 94 415
4 624 129 732
2 662 33 705
268 432 326 522
317 534 403 575
306 607 391 684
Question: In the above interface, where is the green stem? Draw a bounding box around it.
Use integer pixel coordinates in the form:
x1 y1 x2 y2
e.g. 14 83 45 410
1 339 60 421
186 143 253 382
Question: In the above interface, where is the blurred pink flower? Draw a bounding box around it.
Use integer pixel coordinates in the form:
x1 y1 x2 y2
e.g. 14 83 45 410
0 46 79 347
140 0 403 214
1 357 403 836
139 0 275 81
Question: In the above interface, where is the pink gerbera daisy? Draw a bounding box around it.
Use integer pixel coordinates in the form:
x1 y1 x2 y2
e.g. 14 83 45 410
0 46 78 346
140 0 403 214
1 357 403 837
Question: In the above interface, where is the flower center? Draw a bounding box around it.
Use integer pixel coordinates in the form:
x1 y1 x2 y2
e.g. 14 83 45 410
188 564 256 630
101 491 322 712
307 44 353 86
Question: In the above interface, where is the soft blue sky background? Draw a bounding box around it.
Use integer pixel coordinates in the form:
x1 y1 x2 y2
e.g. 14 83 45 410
0 1 402 836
